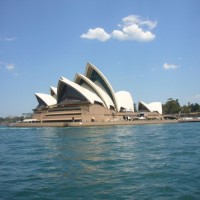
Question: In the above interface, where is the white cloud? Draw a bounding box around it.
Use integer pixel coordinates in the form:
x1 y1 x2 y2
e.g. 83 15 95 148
163 63 178 70
0 61 19 76
5 37 17 41
0 36 17 42
193 94 200 100
112 15 156 41
80 28 111 42
122 15 157 30
6 64 15 71
112 24 155 41
188 94 200 102
80 15 157 42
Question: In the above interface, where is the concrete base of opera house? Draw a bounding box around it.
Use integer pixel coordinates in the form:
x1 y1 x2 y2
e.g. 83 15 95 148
10 119 179 127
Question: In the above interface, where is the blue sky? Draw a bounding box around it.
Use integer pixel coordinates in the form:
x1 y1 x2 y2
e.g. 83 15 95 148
1 0 200 117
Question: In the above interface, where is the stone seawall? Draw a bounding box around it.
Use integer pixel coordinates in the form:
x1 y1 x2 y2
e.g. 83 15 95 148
11 122 67 127
67 120 178 127
11 120 178 127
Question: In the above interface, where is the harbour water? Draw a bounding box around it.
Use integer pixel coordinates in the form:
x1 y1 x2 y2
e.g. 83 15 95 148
0 123 200 199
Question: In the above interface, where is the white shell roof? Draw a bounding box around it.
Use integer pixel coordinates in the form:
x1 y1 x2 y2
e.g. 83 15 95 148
139 101 162 114
35 93 57 106
74 73 114 109
59 77 103 104
115 91 134 111
50 86 57 96
85 63 119 111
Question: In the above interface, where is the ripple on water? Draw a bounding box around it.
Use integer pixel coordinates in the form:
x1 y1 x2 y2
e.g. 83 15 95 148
0 123 200 199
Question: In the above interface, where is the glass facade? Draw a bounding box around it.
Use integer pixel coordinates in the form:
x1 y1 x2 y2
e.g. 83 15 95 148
90 70 114 102
36 96 47 109
58 83 88 104
138 103 149 112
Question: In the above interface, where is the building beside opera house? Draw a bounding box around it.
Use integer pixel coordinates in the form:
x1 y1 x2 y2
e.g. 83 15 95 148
31 63 162 124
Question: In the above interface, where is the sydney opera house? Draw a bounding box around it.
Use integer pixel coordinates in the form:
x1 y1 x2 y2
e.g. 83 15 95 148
30 63 162 124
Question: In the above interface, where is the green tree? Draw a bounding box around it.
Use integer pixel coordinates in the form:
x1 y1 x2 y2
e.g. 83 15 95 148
181 105 190 113
163 98 181 114
190 103 200 112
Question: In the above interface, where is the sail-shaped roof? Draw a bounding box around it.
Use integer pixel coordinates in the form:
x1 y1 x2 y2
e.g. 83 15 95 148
138 101 162 114
50 86 57 99
57 77 103 105
115 91 134 112
35 93 57 108
74 73 114 109
85 63 119 111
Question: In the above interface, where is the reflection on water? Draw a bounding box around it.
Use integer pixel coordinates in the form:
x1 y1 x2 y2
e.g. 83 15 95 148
0 123 200 199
